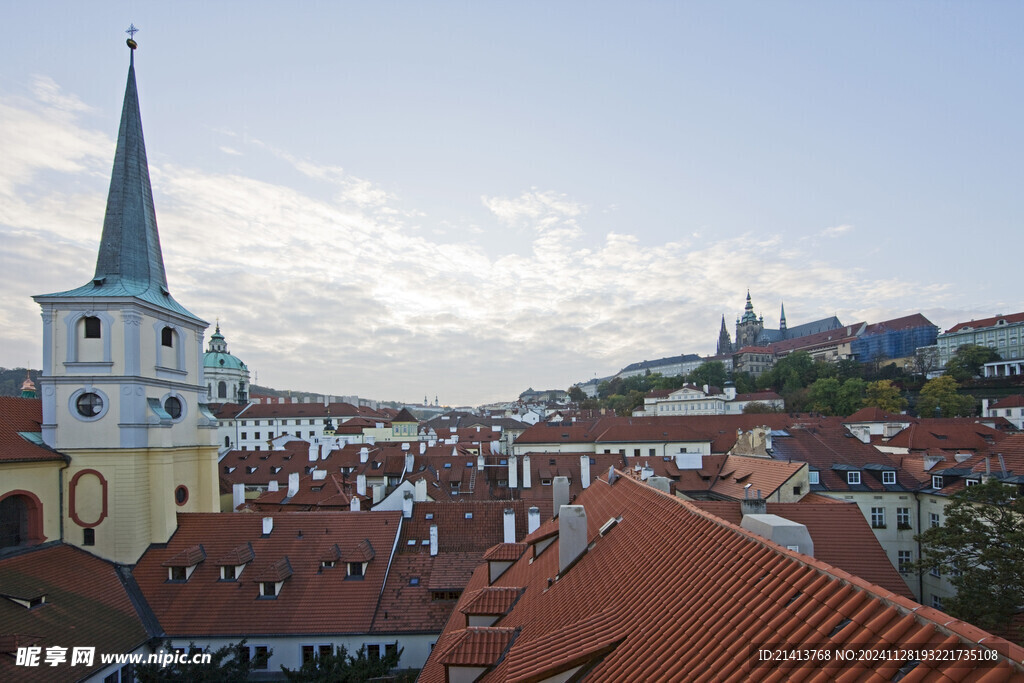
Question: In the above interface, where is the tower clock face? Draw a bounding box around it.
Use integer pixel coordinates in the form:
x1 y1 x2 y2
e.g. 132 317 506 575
76 393 104 417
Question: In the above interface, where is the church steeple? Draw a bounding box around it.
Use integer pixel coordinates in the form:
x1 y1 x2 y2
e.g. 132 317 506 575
36 35 200 321
716 315 733 355
740 290 758 323
779 301 787 333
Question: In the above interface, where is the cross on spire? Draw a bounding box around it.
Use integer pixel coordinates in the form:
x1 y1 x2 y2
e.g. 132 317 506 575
125 24 140 39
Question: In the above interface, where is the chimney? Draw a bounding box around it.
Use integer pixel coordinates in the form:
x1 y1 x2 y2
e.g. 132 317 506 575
360 446 369 463
232 483 245 511
414 478 427 502
477 454 485 471
503 508 516 544
429 524 438 557
522 455 532 488
405 451 415 474
580 455 591 489
287 472 299 498
268 480 279 492
357 474 367 496
308 443 318 461
262 517 274 535
402 493 413 519
508 455 518 489
741 513 813 557
419 442 426 454
372 484 384 504
647 476 671 494
528 506 540 534
703 384 710 394
552 476 570 517
741 496 767 516
640 465 653 481
367 436 376 445
982 398 990 415
350 497 360 512
558 505 588 574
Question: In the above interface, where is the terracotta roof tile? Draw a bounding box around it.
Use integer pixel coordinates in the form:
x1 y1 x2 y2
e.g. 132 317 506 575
459 587 523 617
419 474 1024 682
482 543 527 562
945 311 1024 333
436 627 518 666
0 397 65 463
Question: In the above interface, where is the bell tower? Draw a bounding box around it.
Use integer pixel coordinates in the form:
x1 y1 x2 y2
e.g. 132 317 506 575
32 31 219 564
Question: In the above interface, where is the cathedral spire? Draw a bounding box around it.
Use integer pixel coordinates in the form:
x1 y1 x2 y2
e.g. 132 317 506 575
36 31 202 321
92 33 168 296
740 290 758 324
780 301 787 332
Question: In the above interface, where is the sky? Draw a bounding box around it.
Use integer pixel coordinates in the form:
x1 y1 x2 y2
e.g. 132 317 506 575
1 2 1022 407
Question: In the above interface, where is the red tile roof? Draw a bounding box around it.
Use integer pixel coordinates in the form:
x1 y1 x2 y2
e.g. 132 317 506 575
945 311 1024 333
420 474 1024 681
692 500 913 599
0 544 153 683
992 395 1024 409
884 421 1007 452
460 587 523 617
708 455 806 500
0 398 65 463
133 511 400 636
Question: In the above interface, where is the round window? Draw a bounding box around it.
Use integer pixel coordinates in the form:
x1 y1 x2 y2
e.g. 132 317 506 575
165 396 182 419
174 485 189 506
76 393 104 417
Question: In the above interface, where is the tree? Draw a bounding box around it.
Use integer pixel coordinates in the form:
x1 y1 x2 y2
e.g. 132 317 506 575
944 344 1001 382
863 379 907 413
743 401 781 414
136 641 265 682
914 479 1024 636
282 644 402 682
836 378 867 416
917 376 974 417
731 371 757 394
758 352 816 393
688 361 728 390
806 378 841 415
911 346 940 380
567 385 586 403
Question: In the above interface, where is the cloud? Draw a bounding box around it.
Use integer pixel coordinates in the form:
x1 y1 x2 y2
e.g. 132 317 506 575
820 223 853 238
0 80 957 405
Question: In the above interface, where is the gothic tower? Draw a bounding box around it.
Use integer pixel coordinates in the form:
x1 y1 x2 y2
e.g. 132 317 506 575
734 290 764 349
716 315 733 355
32 36 219 563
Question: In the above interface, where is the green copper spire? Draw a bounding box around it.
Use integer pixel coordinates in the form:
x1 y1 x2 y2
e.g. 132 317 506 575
92 40 168 295
35 33 202 322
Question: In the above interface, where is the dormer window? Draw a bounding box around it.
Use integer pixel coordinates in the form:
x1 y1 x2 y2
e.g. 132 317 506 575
260 581 280 597
809 471 820 485
932 475 944 489
965 478 978 487
347 562 363 577
882 471 896 485
847 471 861 485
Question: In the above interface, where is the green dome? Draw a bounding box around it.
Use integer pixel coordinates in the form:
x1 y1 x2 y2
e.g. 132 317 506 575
204 351 247 370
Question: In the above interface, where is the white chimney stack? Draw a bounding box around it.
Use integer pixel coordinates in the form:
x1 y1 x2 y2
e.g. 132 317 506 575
359 446 369 463
287 472 299 498
553 476 570 517
350 497 361 512
558 505 587 574
580 454 591 489
308 443 318 461
528 506 541 534
414 478 427 502
268 480 279 492
373 484 383 504
508 455 518 489
232 483 245 511
402 493 413 519
262 517 274 535
522 455 532 488
419 442 426 454
429 524 438 556
405 451 415 474
503 508 516 544
477 454 485 471
357 473 367 496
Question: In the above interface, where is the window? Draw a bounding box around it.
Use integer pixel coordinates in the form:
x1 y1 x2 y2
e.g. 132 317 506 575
931 594 943 610
649 448 656 456
218 381 227 399
260 581 278 598
221 565 237 581
932 475 943 489
241 432 247 440
808 471 819 485
930 565 941 578
83 528 95 546
385 643 398 659
870 507 886 529
319 645 333 660
255 432 261 440
253 646 269 670
882 471 896 485
348 562 364 578
896 507 911 530
235 645 250 667
366 644 381 660
76 393 104 417
633 449 640 457
847 471 861 485
930 512 940 528
168 566 187 581
431 590 461 601
161 327 174 347
792 486 801 496
302 645 316 664
165 397 182 420
898 550 912 573
84 316 101 339
965 479 978 487
174 485 188 506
